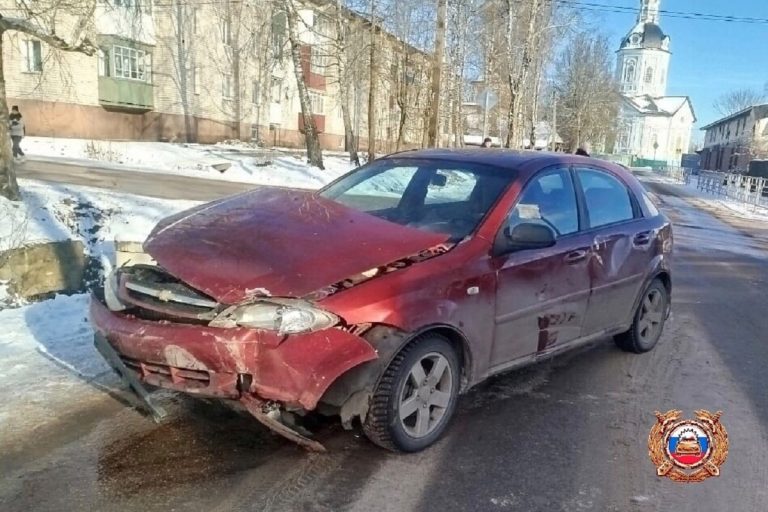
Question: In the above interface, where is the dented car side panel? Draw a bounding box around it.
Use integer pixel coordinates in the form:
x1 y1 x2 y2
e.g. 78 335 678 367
89 299 378 410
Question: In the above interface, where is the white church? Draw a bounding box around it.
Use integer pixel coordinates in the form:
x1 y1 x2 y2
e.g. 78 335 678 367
613 0 695 165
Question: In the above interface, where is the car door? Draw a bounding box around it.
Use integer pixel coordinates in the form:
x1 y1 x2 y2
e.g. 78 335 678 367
490 166 593 370
574 166 652 335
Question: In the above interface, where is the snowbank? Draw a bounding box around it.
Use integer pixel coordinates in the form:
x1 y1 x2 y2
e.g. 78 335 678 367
22 137 356 189
1 178 200 255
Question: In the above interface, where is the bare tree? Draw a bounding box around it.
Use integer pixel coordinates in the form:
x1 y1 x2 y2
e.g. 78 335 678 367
502 0 553 149
366 0 379 160
426 0 447 148
0 3 97 200
713 88 767 117
281 0 323 168
554 31 619 152
330 0 360 165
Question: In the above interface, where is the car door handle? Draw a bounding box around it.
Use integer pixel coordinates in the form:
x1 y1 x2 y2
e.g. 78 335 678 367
564 249 589 264
633 231 652 246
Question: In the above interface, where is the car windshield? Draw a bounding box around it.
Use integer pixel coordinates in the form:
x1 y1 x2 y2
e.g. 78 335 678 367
319 158 516 242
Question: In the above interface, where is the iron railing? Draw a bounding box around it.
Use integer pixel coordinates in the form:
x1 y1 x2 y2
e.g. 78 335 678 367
695 171 768 211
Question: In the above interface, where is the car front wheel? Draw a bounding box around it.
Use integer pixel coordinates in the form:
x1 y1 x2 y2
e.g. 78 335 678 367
615 279 669 353
363 334 460 452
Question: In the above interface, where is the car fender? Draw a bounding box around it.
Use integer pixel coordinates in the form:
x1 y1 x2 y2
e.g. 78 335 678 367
321 321 473 428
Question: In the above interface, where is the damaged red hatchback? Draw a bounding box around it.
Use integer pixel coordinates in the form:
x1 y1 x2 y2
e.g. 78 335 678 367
91 149 672 452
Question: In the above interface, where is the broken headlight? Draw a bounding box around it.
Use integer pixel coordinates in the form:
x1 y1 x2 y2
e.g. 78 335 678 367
215 300 339 335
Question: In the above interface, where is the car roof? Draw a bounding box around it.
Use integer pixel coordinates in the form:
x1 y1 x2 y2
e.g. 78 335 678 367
381 148 610 172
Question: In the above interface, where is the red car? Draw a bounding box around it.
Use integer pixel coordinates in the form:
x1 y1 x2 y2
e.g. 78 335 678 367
91 149 672 452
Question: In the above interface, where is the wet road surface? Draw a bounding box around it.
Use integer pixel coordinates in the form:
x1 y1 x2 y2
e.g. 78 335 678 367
2 180 768 511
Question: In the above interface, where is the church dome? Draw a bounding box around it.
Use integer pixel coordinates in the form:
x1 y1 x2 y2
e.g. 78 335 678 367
620 23 669 50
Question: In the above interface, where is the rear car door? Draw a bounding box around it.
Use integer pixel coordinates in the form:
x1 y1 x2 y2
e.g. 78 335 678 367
574 166 653 335
490 166 593 369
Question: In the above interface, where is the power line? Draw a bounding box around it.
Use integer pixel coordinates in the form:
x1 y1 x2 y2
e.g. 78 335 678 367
2 0 768 24
553 0 768 24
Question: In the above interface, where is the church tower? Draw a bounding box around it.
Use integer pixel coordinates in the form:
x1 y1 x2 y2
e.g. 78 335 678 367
616 0 670 97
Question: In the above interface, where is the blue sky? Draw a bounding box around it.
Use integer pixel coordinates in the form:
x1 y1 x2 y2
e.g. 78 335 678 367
591 0 768 139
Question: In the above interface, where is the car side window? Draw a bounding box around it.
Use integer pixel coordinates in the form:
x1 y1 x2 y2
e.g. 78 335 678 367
576 168 635 228
508 168 579 237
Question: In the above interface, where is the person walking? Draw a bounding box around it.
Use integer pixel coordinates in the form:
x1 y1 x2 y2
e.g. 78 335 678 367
9 105 26 159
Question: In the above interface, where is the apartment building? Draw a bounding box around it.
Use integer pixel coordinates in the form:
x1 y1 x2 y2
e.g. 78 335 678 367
3 0 432 150
699 104 768 172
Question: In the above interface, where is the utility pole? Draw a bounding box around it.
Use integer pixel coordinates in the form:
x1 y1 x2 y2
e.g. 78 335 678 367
551 89 557 152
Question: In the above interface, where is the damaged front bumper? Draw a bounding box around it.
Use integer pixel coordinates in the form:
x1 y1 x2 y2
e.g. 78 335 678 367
90 297 378 450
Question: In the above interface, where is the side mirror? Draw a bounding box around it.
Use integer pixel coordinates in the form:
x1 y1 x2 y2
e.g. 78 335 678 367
504 223 557 252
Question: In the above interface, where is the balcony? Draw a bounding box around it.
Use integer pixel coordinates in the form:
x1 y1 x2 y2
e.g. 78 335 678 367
98 77 154 112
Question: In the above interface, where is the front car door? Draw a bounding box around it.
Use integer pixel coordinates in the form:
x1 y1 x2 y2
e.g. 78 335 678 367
490 166 593 370
574 166 653 335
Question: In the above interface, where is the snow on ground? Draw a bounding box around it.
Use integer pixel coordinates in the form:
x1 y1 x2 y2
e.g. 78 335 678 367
1 178 200 252
0 293 121 450
0 179 203 446
22 137 356 189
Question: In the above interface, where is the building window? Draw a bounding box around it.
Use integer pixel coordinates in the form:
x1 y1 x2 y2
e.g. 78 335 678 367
23 40 43 73
313 14 333 38
98 47 110 77
222 74 232 99
252 80 260 104
644 67 654 84
309 91 324 114
113 45 150 82
271 13 286 60
271 77 282 103
115 0 139 10
310 46 327 75
623 59 636 85
193 66 201 94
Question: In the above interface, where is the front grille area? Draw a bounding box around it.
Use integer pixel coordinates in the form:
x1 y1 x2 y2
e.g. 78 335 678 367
117 265 221 322
120 355 211 389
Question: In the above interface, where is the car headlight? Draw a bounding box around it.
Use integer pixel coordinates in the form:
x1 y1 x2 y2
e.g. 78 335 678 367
224 300 339 335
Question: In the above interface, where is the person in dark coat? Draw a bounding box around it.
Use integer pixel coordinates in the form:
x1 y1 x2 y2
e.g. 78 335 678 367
9 105 26 159
481 137 493 148
574 143 590 157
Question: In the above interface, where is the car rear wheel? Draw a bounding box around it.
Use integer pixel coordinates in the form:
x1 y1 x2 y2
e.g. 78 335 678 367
615 279 669 353
363 334 460 452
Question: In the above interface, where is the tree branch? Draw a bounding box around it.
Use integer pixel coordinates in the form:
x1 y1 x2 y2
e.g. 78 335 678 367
0 14 96 56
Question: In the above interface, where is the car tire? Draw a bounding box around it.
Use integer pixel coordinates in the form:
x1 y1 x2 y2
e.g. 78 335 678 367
614 279 669 354
363 334 460 453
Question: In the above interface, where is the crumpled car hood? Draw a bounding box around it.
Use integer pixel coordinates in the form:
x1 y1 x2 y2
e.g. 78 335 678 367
144 188 448 304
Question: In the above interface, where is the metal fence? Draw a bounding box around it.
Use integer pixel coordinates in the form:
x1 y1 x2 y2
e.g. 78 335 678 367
695 171 768 211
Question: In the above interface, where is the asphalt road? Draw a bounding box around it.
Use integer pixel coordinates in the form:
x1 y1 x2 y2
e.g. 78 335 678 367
2 180 768 511
16 157 259 201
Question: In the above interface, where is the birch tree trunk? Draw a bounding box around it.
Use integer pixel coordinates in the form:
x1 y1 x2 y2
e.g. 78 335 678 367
505 0 540 149
333 0 360 166
367 0 378 160
427 0 447 148
283 0 324 169
0 36 20 200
